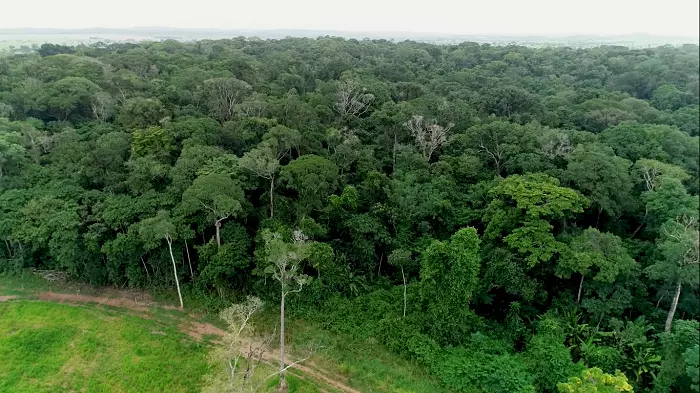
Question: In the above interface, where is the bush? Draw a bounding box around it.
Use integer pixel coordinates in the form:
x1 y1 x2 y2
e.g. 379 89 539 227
524 334 584 392
583 345 622 374
432 334 535 393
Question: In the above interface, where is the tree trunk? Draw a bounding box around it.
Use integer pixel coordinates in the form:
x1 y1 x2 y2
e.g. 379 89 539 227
166 237 184 310
185 239 194 279
665 278 682 333
140 256 151 282
631 207 648 239
215 220 222 247
577 274 584 304
392 131 397 175
269 177 275 218
278 293 287 392
401 265 407 318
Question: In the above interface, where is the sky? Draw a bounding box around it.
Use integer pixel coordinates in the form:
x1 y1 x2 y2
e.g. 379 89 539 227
3 0 699 37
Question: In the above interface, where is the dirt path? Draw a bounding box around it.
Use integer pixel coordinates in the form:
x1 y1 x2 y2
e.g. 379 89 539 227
38 292 180 312
4 292 361 393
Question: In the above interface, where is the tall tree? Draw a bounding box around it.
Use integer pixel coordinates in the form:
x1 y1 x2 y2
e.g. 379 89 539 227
557 228 636 304
181 173 245 247
139 211 184 309
261 229 311 393
647 215 699 332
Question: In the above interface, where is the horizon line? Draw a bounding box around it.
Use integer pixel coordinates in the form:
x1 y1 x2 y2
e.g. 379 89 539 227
1 26 699 40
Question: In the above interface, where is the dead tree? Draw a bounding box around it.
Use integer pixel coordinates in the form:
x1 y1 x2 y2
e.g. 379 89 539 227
404 115 453 161
334 80 374 117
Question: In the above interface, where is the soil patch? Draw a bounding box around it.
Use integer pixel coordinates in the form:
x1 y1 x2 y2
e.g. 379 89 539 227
38 292 178 312
0 295 18 302
178 321 226 341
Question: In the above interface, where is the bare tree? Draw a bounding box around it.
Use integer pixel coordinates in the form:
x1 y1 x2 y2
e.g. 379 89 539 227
23 125 52 154
634 159 690 192
238 93 269 118
205 77 253 123
477 134 506 175
202 296 274 393
90 91 116 123
537 130 572 160
404 115 453 161
334 80 374 117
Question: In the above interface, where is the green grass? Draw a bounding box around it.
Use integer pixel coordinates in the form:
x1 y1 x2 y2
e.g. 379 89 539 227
284 319 450 393
0 274 447 393
0 300 210 393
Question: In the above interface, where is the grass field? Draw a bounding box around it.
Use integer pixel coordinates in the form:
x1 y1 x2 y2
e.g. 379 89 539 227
0 274 446 393
0 300 209 393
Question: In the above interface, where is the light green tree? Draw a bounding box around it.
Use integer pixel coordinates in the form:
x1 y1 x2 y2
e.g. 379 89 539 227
139 211 183 309
646 215 699 332
261 229 312 393
558 367 633 393
558 228 636 304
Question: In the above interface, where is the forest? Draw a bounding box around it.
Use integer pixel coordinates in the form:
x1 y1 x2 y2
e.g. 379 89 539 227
0 38 699 393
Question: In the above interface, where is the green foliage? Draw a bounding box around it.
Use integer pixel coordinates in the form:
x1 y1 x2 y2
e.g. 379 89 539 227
433 335 536 393
0 38 698 393
525 333 584 392
280 154 339 216
485 173 588 267
654 320 700 393
118 97 170 130
683 345 699 392
420 227 481 345
557 368 634 393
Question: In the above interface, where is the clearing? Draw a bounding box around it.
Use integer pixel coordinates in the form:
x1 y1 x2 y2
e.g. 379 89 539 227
0 274 446 393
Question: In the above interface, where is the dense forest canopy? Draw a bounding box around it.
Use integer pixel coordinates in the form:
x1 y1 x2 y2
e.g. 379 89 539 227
0 38 699 393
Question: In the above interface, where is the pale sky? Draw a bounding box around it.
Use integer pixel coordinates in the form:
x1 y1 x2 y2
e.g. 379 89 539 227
4 0 699 37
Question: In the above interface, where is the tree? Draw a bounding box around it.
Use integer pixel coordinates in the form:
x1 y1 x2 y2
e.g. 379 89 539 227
333 79 374 117
388 248 411 317
557 368 633 393
170 144 224 193
280 155 339 217
239 142 281 218
202 296 268 393
204 77 252 123
139 211 184 309
566 143 634 220
653 320 699 393
90 91 116 122
466 121 522 175
182 173 245 247
633 159 690 192
117 97 170 130
484 173 589 267
558 228 636 304
38 77 101 121
0 131 25 179
261 229 312 393
683 345 699 392
420 227 481 345
651 84 691 111
646 216 699 332
404 115 453 161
